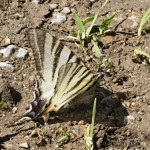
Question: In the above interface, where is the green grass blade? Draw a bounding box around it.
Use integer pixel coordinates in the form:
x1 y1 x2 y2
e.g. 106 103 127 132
134 47 150 59
86 11 100 37
89 98 97 138
101 0 109 9
86 0 109 37
138 8 150 36
74 13 85 33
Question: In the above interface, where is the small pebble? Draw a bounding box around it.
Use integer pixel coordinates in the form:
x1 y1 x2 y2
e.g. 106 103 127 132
78 120 85 125
124 115 135 124
15 48 28 59
12 107 18 114
0 45 17 57
49 3 58 9
0 62 14 69
4 36 11 45
131 102 135 106
32 0 44 4
19 142 29 148
51 12 66 24
62 7 71 14
136 117 142 121
123 101 130 107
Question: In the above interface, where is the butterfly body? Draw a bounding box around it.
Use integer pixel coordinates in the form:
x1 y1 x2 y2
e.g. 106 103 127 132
16 29 98 123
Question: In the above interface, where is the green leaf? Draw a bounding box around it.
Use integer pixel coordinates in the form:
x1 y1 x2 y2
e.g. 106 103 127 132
99 14 115 34
0 101 6 110
82 16 95 25
74 13 85 33
138 8 150 36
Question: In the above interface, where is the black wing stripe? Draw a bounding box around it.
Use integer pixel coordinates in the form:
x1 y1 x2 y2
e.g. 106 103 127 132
50 35 57 54
57 63 72 88
67 51 81 63
28 29 46 72
55 63 76 91
52 43 64 80
67 51 75 62
67 65 83 85
56 63 81 91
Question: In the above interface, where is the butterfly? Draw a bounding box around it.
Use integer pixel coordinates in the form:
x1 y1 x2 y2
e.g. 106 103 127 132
16 29 99 124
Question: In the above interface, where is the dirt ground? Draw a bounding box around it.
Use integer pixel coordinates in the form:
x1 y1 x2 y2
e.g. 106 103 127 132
0 0 150 149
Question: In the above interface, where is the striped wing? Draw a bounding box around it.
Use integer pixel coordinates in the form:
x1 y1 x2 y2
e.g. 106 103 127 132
42 63 96 114
16 29 97 123
27 29 82 101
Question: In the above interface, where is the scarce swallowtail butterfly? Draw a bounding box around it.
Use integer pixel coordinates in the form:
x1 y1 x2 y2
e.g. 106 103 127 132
16 29 99 124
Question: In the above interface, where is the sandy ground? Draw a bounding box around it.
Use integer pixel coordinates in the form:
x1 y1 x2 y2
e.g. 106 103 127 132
0 0 150 149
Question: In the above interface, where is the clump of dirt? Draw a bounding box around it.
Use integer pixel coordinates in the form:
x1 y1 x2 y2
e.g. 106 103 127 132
0 78 21 111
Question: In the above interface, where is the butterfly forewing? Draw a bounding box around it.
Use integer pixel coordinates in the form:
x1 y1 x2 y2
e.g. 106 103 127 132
28 29 83 100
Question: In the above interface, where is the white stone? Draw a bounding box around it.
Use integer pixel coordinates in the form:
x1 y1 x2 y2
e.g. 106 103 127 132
124 115 135 124
62 7 71 14
51 12 66 24
32 0 44 4
15 48 28 59
0 45 17 57
19 142 29 148
0 62 14 69
12 107 18 114
50 3 58 9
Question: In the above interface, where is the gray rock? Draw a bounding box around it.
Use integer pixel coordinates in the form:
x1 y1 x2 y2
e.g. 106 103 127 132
0 61 14 69
0 45 17 57
50 3 58 9
15 48 28 59
62 7 71 14
51 12 66 24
